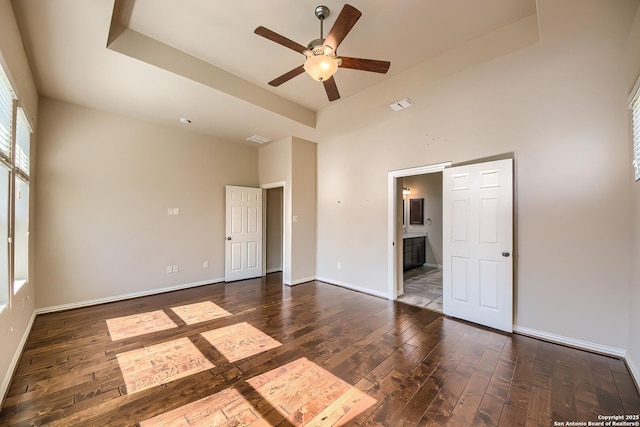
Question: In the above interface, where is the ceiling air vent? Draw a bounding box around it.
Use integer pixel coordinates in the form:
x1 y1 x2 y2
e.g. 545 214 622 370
387 98 414 112
246 134 271 144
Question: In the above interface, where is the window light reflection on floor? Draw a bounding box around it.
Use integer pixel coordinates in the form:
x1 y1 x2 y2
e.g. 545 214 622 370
140 357 376 426
201 321 282 363
170 300 231 325
116 337 214 394
106 310 178 341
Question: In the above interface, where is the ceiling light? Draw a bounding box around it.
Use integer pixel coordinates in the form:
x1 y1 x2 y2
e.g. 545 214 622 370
179 117 192 124
304 45 340 82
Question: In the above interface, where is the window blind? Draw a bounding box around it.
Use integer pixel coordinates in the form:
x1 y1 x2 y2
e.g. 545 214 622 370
0 68 15 162
15 108 30 177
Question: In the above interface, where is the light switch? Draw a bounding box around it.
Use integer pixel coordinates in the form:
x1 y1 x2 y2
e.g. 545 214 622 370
173 208 179 215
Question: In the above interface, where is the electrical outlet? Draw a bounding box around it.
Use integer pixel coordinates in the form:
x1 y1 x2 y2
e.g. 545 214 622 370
203 261 209 269
166 265 173 274
172 265 179 273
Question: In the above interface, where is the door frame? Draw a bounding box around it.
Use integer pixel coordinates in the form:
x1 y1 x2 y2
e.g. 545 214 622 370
387 162 451 299
261 181 288 281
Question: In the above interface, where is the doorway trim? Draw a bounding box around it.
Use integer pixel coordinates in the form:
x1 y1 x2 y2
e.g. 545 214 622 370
261 181 287 282
387 162 451 300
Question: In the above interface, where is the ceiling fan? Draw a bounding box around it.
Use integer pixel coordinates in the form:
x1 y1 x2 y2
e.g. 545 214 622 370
254 4 391 102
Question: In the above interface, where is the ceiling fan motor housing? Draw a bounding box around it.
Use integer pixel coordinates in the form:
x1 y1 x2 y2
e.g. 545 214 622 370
315 5 330 20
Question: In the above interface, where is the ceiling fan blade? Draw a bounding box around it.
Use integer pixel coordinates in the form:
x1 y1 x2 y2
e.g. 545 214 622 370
324 4 362 51
323 77 340 101
268 65 305 87
339 57 391 74
254 26 307 54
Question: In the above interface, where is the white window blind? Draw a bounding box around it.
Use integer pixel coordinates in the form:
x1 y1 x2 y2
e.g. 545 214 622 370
633 93 640 182
0 68 15 162
15 107 30 177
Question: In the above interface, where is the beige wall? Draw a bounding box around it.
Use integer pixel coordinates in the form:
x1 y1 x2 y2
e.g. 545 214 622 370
258 137 292 284
403 173 443 267
265 187 283 273
34 98 258 309
0 0 38 402
258 136 316 285
291 137 316 283
626 2 640 385
317 0 637 353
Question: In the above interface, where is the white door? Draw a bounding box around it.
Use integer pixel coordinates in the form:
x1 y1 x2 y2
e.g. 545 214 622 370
225 186 262 282
442 159 513 332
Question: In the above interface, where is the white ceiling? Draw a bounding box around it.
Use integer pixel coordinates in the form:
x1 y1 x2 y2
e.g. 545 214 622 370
11 0 537 144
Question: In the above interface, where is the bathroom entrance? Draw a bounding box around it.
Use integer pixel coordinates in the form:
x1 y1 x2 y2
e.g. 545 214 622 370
397 172 444 312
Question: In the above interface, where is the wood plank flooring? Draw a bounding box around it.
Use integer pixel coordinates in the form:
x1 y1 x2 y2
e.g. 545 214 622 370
1 274 639 426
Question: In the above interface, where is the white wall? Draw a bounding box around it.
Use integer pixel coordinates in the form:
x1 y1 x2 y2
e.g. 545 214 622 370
317 0 638 353
625 3 640 385
403 173 443 266
0 0 38 403
34 98 258 309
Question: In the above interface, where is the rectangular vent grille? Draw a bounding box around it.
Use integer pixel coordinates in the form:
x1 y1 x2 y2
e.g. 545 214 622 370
246 134 271 144
388 98 415 112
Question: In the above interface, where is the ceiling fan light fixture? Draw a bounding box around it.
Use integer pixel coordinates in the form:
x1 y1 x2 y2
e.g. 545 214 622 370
303 44 340 82
304 54 338 81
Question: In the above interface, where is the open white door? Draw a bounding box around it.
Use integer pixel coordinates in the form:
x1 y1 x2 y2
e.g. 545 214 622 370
442 159 513 332
225 186 262 282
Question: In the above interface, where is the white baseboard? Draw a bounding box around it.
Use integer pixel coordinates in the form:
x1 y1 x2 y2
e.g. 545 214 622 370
288 276 316 286
626 355 640 392
1 309 36 405
513 325 626 358
316 277 389 299
36 278 224 314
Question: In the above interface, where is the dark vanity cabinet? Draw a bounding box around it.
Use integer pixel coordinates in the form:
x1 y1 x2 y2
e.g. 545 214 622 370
403 236 426 271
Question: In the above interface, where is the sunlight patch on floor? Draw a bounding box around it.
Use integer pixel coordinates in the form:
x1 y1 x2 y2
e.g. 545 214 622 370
201 322 281 363
106 310 178 341
116 337 214 394
170 300 232 325
139 387 269 426
140 357 376 426
247 357 377 425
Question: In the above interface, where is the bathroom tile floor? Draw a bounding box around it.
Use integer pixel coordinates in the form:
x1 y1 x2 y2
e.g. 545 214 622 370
397 266 443 312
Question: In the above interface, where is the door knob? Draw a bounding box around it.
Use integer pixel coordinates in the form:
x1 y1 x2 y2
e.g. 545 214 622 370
226 237 231 241
502 251 510 257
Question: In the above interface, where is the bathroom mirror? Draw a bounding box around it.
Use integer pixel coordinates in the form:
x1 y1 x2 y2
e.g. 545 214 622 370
409 198 424 225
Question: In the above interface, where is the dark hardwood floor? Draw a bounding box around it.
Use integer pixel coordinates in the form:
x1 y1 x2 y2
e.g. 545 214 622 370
1 274 639 426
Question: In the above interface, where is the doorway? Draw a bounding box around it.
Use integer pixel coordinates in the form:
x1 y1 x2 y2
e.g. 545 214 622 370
387 162 450 300
396 173 444 312
388 158 514 332
265 187 283 274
